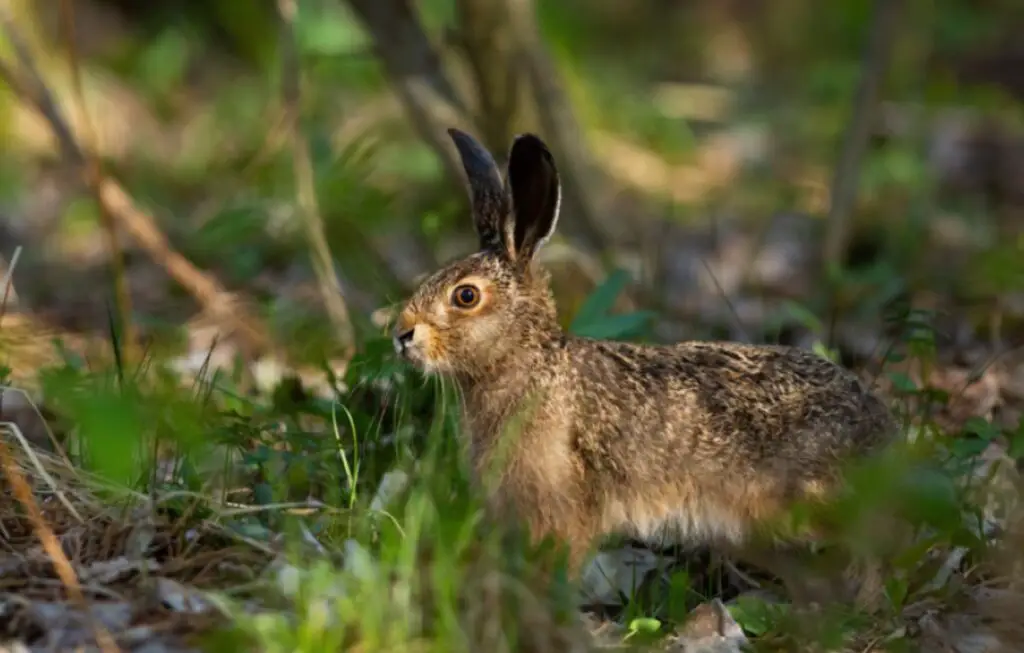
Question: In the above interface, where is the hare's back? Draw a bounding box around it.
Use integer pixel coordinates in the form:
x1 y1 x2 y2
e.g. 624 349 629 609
565 338 894 473
675 341 893 445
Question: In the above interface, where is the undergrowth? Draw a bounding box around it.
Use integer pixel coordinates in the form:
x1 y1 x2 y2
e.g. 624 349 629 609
1 271 1022 653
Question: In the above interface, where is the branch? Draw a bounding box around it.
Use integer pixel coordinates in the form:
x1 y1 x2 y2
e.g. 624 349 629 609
58 0 137 360
345 0 470 190
0 6 272 359
822 0 903 272
346 0 464 112
452 0 521 153
277 0 356 360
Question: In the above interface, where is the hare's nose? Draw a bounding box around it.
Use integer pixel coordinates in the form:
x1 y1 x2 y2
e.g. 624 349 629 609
393 327 415 354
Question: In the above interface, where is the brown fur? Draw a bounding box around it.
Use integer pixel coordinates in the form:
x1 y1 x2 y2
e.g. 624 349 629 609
394 129 899 604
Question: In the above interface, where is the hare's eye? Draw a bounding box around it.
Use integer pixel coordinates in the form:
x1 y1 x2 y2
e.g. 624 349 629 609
451 284 481 309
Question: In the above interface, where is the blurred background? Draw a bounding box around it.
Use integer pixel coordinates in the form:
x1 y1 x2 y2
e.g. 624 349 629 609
0 0 1022 416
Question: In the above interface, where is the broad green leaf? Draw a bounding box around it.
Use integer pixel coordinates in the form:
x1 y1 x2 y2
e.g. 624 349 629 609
1008 425 1024 459
887 371 918 393
962 416 999 441
885 576 908 610
570 269 633 331
728 595 780 636
571 311 655 340
781 300 823 332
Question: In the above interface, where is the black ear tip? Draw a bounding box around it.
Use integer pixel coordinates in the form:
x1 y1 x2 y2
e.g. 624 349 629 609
509 133 556 168
448 128 490 154
448 128 503 181
511 133 549 151
447 127 473 147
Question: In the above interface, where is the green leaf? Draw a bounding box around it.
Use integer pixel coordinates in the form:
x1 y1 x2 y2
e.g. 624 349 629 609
295 3 368 56
898 465 962 531
884 350 906 363
812 340 839 363
254 482 274 506
962 417 998 441
885 576 908 610
887 371 918 393
571 311 655 340
136 29 191 97
1008 425 1024 459
951 437 989 460
627 617 661 636
781 300 823 332
570 269 633 330
728 595 781 636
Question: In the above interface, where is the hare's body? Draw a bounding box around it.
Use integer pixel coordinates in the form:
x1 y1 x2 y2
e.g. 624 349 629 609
395 129 898 603
453 309 894 561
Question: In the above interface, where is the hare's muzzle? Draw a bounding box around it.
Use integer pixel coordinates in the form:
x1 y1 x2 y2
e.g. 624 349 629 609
393 326 416 357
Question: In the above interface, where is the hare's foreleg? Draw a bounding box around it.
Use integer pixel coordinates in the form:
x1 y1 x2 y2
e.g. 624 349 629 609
523 512 598 580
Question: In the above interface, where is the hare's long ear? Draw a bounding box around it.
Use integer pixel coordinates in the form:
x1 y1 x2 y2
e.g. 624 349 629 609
447 128 510 253
506 133 560 264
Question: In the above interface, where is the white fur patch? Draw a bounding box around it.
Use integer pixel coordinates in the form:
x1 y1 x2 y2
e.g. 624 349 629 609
601 495 748 548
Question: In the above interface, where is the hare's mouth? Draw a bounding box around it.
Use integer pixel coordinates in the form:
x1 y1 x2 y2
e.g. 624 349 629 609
394 342 444 375
393 324 446 374
393 334 427 366
398 349 442 376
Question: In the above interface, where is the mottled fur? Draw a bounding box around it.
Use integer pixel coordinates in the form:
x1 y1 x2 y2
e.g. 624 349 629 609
394 129 898 604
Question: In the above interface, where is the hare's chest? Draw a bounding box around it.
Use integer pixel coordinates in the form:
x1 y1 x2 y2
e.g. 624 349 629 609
462 400 574 482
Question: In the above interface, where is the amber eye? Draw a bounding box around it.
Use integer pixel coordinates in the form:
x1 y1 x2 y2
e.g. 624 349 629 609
451 284 481 309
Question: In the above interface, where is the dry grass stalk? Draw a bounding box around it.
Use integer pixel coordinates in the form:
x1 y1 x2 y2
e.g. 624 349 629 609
276 0 356 361
0 428 121 653
57 0 137 362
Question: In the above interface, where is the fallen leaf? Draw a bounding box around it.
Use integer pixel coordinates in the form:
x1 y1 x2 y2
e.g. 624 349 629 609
579 546 666 605
667 599 749 653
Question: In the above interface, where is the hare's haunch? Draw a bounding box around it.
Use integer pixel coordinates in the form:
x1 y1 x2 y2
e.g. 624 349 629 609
394 128 898 604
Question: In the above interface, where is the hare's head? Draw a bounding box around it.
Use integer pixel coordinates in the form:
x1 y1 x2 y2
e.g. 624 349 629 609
393 129 562 377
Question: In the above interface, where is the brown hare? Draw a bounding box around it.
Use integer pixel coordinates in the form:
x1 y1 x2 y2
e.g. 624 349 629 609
393 128 899 606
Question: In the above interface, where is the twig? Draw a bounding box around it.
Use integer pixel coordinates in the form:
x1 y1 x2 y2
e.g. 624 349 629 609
0 244 22 320
453 0 521 153
700 258 751 343
277 0 356 360
0 4 81 163
1 414 83 523
344 0 465 112
58 0 137 360
0 6 272 359
0 431 120 653
821 0 903 272
345 0 471 191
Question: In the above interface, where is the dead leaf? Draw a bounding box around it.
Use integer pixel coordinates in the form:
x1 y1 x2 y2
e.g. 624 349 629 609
667 599 748 653
153 578 213 615
579 546 666 606
78 557 160 584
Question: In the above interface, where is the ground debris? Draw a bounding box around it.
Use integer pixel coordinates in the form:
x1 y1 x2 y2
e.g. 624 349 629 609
0 429 271 652
665 599 747 653
0 594 216 653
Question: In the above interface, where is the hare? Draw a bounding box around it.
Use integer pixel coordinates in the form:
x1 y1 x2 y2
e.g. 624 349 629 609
393 128 899 606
